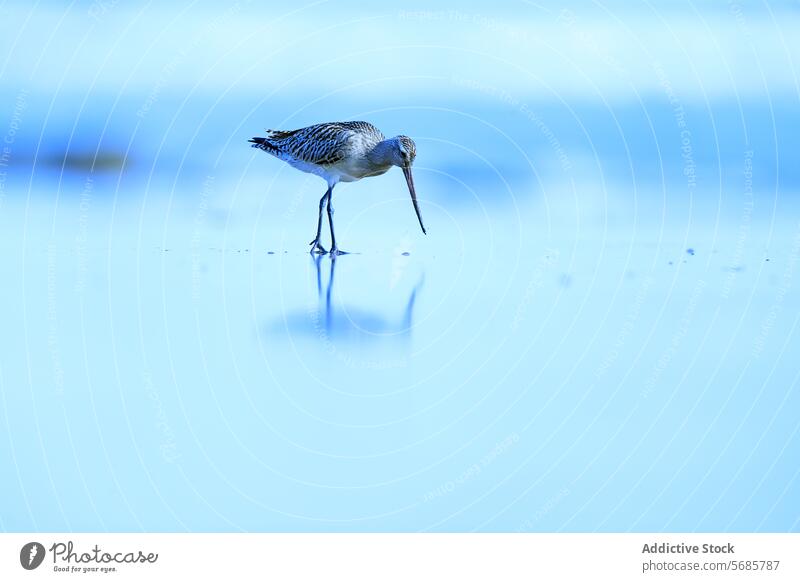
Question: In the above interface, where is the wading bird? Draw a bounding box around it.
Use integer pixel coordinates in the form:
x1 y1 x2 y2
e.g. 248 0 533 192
250 121 426 256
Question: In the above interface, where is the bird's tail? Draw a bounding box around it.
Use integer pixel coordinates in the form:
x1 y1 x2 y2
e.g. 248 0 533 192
250 127 299 152
249 136 269 147
249 136 279 154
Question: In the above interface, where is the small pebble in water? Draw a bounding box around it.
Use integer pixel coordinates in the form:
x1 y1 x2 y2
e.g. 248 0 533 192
402 252 410 256
267 251 275 255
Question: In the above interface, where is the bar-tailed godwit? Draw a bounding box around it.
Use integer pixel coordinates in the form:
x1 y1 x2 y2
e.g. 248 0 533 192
250 121 426 256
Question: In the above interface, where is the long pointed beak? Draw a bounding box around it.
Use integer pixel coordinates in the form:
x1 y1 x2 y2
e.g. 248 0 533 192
402 166 427 235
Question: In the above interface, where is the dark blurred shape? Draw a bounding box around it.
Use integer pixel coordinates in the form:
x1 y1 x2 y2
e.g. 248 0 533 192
43 151 128 171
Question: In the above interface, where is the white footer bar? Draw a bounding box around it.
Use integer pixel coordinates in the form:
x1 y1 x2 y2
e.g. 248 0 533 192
2 533 798 581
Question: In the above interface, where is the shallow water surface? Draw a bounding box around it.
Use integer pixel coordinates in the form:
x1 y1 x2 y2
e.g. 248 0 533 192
1 176 798 531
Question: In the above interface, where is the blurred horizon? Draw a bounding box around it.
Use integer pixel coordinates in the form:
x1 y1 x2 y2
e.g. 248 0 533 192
2 1 799 186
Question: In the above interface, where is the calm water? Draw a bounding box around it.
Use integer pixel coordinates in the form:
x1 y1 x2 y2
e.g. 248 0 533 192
1 1 799 532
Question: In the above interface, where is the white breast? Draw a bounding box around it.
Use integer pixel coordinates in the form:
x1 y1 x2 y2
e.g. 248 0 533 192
330 157 392 182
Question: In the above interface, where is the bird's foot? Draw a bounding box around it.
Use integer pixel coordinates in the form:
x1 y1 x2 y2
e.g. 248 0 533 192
309 239 328 254
329 246 348 258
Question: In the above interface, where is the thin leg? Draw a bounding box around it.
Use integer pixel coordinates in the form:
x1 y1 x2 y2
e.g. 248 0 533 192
309 188 330 254
327 186 347 257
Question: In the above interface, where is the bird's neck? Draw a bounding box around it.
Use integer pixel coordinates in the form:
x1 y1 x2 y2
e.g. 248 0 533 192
366 139 397 168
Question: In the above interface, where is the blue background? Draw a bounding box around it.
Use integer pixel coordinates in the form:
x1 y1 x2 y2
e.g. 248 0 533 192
0 1 799 532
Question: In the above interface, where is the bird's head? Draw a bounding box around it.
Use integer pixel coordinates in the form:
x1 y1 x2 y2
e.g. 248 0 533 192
395 135 417 168
392 136 425 235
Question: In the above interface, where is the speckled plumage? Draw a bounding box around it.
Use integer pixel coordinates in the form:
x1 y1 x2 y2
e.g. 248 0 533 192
249 120 426 254
250 121 385 168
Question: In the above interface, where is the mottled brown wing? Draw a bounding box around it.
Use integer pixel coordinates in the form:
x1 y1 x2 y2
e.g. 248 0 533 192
259 121 384 166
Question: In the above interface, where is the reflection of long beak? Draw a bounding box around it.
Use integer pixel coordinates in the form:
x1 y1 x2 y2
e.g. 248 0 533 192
402 166 427 235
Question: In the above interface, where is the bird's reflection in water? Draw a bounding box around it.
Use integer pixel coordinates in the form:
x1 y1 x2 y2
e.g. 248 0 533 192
265 255 424 357
311 254 422 346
